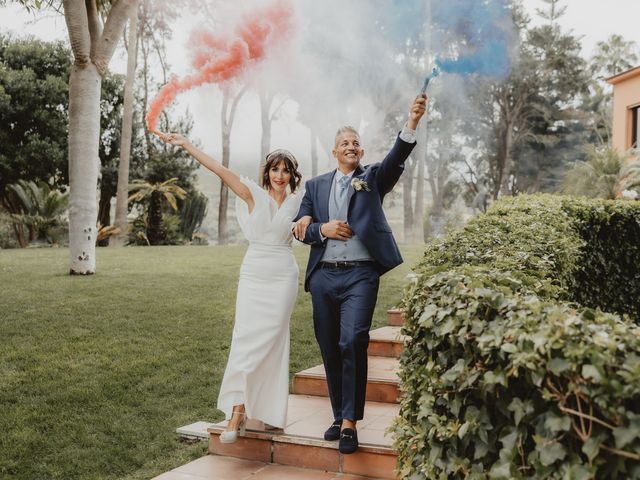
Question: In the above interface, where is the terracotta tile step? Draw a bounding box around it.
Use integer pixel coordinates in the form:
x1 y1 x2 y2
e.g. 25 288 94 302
367 326 406 358
386 309 405 327
153 454 389 479
292 356 400 403
207 394 400 479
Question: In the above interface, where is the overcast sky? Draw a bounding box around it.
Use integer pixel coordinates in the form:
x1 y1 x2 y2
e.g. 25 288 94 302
1 0 638 176
3 1 638 68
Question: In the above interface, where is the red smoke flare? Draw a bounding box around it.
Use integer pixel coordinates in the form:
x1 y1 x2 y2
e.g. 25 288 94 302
146 1 293 133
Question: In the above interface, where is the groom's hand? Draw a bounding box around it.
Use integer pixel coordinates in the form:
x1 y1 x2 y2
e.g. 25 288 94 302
320 220 352 241
406 94 428 130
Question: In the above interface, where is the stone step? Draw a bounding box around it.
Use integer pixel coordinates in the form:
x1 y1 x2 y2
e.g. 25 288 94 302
208 394 399 479
153 454 388 479
386 309 405 327
292 356 400 404
367 326 406 358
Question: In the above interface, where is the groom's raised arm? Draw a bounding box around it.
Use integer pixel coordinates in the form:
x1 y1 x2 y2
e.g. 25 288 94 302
376 95 427 195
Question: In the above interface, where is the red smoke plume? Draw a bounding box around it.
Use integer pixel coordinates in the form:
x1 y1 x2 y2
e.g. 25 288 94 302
146 1 293 133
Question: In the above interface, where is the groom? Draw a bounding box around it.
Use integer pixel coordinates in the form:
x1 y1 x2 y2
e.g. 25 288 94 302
294 94 427 453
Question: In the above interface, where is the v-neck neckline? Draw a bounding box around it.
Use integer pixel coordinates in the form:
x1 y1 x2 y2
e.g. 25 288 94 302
268 192 290 212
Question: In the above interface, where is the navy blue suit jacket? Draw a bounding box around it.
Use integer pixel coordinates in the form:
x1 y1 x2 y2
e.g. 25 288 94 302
295 135 416 291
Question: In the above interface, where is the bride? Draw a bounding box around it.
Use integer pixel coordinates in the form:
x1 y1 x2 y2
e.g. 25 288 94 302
158 132 310 442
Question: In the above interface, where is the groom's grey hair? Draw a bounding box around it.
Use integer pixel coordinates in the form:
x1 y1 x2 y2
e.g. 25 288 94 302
334 126 360 146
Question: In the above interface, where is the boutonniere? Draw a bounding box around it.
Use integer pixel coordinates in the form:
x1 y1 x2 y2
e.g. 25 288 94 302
351 178 370 192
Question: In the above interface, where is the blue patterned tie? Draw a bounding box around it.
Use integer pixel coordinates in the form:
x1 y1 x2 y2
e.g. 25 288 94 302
338 175 350 204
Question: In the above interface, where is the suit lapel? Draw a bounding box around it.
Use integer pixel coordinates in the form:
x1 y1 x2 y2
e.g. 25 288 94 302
346 164 365 209
317 171 335 222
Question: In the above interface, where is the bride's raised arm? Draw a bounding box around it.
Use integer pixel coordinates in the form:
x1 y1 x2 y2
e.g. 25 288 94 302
157 132 254 212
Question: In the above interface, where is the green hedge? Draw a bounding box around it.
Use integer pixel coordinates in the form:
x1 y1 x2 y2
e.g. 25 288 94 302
394 195 640 479
563 201 640 319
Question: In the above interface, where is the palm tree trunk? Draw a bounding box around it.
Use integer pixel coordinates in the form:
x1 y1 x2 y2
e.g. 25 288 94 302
218 129 231 245
63 0 138 273
97 182 112 246
112 6 139 247
310 128 318 178
498 126 514 197
68 63 102 274
218 86 247 245
147 190 165 245
259 90 272 178
218 93 231 245
413 127 426 242
402 157 415 242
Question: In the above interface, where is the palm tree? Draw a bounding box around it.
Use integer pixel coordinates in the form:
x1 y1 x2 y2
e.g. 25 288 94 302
618 161 640 196
128 177 186 245
5 180 69 247
561 148 637 199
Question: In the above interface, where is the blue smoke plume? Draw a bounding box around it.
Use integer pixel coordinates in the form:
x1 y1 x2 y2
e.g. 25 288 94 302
431 0 515 78
359 0 516 82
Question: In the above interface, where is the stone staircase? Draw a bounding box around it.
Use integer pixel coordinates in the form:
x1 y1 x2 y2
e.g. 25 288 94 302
155 308 406 480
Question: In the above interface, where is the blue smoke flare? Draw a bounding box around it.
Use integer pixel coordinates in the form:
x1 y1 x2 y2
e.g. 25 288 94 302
431 0 515 78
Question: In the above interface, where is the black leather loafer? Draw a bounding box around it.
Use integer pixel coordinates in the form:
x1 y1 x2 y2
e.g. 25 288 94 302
339 428 358 454
324 420 342 441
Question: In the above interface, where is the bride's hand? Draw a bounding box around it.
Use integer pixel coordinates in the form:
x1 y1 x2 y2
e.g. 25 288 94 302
157 131 190 148
293 215 312 241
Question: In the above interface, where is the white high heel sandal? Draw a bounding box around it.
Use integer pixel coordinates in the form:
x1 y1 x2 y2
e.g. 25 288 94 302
219 412 247 444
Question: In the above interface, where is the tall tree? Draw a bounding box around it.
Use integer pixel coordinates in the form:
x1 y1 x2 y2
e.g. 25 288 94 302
111 5 139 246
97 72 128 240
9 0 139 272
64 0 138 272
257 87 288 177
217 84 247 245
0 34 70 198
581 35 640 148
467 1 588 197
591 34 639 80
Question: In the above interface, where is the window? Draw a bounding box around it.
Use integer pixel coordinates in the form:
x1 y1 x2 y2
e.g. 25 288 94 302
632 106 639 149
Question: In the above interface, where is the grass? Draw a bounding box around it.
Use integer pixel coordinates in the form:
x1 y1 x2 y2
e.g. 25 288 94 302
0 244 423 480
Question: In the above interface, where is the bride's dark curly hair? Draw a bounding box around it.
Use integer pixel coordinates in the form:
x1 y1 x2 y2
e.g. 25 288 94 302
261 149 302 192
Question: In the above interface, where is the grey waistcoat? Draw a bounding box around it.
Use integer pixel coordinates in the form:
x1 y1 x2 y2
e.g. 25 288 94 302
321 174 373 262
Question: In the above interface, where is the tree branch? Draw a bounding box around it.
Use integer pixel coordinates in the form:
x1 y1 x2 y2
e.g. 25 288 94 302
600 444 640 461
85 0 101 59
94 0 139 76
269 96 288 122
63 0 91 66
150 31 169 84
228 84 249 130
556 405 617 431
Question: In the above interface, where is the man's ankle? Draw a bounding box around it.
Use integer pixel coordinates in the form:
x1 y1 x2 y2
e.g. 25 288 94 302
342 419 356 430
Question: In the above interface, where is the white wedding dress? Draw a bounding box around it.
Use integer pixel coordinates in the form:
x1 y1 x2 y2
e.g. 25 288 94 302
216 177 303 428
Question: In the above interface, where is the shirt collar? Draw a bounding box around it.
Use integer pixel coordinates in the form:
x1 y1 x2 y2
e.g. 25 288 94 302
335 169 355 183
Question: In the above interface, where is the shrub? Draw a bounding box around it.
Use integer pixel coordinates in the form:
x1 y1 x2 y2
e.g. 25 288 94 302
4 180 69 247
394 194 640 479
563 201 640 319
163 214 185 245
0 215 19 249
179 190 208 241
416 195 640 318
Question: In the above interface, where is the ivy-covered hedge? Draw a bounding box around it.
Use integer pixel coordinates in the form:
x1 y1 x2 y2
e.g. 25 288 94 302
394 195 640 479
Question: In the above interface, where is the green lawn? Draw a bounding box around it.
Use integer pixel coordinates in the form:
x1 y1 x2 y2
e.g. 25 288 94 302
0 244 424 480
